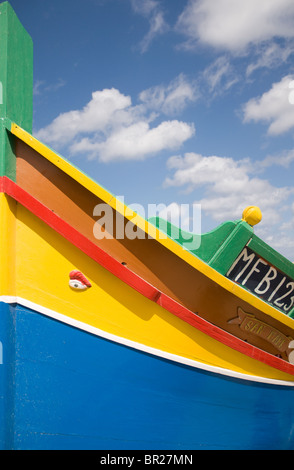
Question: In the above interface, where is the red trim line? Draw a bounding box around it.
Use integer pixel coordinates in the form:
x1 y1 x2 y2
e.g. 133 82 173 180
2 176 294 377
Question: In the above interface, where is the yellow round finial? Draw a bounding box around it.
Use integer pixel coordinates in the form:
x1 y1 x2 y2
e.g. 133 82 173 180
242 206 262 226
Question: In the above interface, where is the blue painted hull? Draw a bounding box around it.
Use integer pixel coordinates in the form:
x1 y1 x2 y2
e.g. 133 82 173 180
0 301 294 450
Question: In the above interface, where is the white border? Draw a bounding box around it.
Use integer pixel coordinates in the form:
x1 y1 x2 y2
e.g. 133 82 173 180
1 295 294 387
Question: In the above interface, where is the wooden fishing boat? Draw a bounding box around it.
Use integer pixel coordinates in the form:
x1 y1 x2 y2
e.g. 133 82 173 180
0 2 294 450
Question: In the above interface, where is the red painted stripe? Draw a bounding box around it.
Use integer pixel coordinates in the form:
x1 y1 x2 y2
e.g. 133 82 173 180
2 176 294 377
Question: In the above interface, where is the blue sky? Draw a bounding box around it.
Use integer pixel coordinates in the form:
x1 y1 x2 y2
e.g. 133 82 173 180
10 0 294 260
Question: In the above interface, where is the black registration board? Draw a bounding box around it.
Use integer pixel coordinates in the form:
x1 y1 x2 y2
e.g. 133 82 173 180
226 246 294 314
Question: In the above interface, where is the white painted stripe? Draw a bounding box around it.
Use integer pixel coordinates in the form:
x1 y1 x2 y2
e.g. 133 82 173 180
1 295 294 387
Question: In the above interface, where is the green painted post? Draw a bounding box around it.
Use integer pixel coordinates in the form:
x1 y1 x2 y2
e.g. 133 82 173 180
208 220 254 275
0 1 33 180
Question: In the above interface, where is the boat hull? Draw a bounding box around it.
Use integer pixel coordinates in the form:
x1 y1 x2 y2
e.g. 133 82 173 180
1 3 294 451
1 301 294 450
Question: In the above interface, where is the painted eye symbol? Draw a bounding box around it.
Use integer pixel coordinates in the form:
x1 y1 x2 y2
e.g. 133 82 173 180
69 279 87 290
69 270 92 290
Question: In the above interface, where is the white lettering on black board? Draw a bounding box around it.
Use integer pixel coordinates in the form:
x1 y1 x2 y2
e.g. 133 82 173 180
227 247 294 314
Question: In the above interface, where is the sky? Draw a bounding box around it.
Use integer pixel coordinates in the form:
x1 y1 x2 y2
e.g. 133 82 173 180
9 0 294 260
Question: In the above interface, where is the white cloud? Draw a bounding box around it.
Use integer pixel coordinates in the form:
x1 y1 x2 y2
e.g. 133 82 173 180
246 43 294 76
200 56 239 97
35 85 195 162
130 0 158 16
257 149 294 169
131 0 168 52
139 10 167 53
33 78 66 96
70 120 195 162
243 75 294 135
256 220 294 261
139 74 199 114
177 0 294 53
164 152 294 224
36 88 132 146
33 79 45 96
